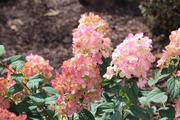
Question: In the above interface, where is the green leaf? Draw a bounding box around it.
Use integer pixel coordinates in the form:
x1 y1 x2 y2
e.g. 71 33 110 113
28 105 37 110
10 98 32 114
91 99 115 119
29 95 45 107
10 60 25 71
147 88 168 104
7 83 23 96
6 55 25 71
42 86 58 95
129 105 150 120
11 73 24 84
7 55 24 64
27 74 44 90
101 113 112 120
139 96 150 107
45 95 58 105
44 109 59 120
0 65 5 71
102 76 119 88
159 118 168 120
161 59 179 75
124 81 139 104
147 106 157 114
0 45 5 56
99 57 111 77
167 76 180 98
105 85 121 95
148 70 169 86
159 106 175 120
79 109 95 120
139 88 168 106
126 114 138 120
111 111 122 120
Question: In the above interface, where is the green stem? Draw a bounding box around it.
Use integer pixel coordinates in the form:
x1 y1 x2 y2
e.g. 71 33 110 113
72 114 74 120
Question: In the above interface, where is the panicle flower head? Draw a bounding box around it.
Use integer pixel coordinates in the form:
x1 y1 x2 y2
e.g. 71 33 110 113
51 54 102 116
72 27 111 64
176 71 180 77
0 96 10 109
0 77 8 96
104 33 155 88
0 108 27 120
157 28 180 68
21 54 53 79
176 98 180 118
78 13 110 36
0 75 15 96
0 67 17 108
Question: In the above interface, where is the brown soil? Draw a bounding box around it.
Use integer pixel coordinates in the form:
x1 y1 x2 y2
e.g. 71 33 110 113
0 0 155 69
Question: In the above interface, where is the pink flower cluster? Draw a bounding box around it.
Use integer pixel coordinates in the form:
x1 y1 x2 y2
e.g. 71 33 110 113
0 66 17 96
176 98 180 118
0 78 26 120
0 96 10 109
104 33 155 88
52 13 111 116
21 54 53 79
0 77 9 96
72 27 111 64
0 66 18 108
51 55 102 116
0 108 27 120
78 13 110 37
72 13 112 64
157 28 180 68
0 69 26 119
176 71 180 77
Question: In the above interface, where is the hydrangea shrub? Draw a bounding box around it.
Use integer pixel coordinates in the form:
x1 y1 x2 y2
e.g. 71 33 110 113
0 13 179 120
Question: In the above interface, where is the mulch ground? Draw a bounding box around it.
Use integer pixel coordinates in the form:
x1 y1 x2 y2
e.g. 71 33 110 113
0 0 160 69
